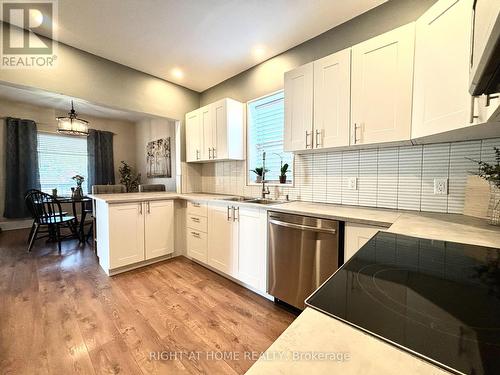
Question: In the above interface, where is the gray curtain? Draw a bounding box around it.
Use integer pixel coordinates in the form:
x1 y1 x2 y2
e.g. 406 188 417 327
87 129 115 190
4 118 41 218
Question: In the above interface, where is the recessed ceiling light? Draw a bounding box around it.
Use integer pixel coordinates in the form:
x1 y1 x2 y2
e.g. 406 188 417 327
253 46 266 58
171 68 183 79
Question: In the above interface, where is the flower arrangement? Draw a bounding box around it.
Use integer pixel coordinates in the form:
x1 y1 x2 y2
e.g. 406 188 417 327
72 175 85 188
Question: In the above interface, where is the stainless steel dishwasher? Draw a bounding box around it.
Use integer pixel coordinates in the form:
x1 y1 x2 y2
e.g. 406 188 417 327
267 212 342 310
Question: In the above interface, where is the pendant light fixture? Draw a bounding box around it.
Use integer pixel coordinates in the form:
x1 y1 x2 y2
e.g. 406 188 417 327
57 101 89 136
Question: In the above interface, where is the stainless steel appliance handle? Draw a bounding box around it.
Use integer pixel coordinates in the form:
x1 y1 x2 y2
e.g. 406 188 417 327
269 219 337 234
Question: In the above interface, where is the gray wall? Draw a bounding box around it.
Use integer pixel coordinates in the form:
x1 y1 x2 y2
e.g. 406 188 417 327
0 23 200 122
200 0 436 105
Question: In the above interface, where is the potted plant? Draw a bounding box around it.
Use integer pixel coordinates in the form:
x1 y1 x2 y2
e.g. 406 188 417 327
470 147 500 226
279 163 289 184
119 161 141 192
251 167 268 183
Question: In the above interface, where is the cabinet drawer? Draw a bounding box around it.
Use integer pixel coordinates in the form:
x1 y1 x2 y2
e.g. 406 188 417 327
187 230 208 263
187 201 208 217
186 214 207 233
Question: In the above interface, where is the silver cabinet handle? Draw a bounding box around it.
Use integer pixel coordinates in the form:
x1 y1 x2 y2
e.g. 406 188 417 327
234 206 239 222
190 216 200 223
212 147 217 159
147 201 151 214
470 96 479 124
486 94 499 107
196 149 200 160
353 123 361 144
227 206 232 221
192 202 200 207
315 129 322 148
269 219 337 234
208 148 212 159
191 231 200 238
305 131 312 149
139 202 142 215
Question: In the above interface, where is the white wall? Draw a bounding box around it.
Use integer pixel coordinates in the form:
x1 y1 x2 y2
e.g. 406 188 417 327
0 97 137 225
135 117 177 191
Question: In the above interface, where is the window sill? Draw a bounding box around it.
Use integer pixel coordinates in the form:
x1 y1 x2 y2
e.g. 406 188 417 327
247 181 294 188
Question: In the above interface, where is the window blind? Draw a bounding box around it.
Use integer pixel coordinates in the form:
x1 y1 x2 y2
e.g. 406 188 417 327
37 132 88 195
247 91 293 183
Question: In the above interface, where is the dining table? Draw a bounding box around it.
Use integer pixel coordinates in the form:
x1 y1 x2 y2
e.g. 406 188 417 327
54 195 93 243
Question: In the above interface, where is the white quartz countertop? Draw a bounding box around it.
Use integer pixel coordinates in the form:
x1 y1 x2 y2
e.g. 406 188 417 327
245 308 450 375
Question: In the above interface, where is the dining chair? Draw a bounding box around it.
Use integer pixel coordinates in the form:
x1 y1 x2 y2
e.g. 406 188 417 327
25 189 67 245
25 191 77 252
138 184 166 192
91 184 126 194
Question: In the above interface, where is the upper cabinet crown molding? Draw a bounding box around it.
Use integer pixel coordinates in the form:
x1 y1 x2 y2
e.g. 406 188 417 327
412 0 474 139
350 23 415 146
185 98 244 163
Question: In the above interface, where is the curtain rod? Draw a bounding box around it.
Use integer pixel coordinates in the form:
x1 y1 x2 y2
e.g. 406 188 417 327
1 117 116 134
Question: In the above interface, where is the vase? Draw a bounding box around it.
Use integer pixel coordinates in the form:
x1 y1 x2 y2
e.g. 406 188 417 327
488 184 500 226
279 175 287 184
255 176 262 183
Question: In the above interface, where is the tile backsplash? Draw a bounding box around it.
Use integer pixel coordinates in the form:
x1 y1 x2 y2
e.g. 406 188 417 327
184 138 500 214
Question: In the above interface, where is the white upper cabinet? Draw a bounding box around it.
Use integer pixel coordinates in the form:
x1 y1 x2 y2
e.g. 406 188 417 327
185 98 244 162
284 62 314 152
412 0 474 139
313 48 351 149
185 109 202 162
144 200 174 260
351 23 415 146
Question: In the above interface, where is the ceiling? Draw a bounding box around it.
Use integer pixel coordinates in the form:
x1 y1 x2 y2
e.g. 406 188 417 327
48 0 385 92
0 84 153 121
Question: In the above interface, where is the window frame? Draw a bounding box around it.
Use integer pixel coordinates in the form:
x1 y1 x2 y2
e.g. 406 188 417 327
245 90 295 187
37 130 89 196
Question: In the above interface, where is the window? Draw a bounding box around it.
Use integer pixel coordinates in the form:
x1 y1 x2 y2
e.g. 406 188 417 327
247 90 293 184
37 133 88 195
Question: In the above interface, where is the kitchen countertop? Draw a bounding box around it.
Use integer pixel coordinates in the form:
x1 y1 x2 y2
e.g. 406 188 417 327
245 308 450 375
90 191 500 373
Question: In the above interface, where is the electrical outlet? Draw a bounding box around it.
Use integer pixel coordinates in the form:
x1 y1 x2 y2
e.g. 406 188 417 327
433 178 448 195
347 177 358 190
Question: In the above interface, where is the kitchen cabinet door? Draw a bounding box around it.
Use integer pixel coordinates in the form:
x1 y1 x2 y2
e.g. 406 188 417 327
344 223 387 262
236 207 266 292
200 105 213 160
185 109 202 162
412 0 474 139
284 62 314 152
351 23 414 145
211 99 227 160
207 203 237 276
108 202 145 268
313 48 351 149
144 200 174 260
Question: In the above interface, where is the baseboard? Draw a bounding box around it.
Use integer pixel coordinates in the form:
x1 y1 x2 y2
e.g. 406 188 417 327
0 219 33 231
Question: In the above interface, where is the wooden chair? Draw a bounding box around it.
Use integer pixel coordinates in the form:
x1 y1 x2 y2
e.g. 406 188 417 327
138 184 166 192
25 191 77 252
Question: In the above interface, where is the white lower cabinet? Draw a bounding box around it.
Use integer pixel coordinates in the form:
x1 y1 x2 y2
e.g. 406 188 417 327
108 202 145 268
236 206 267 292
189 202 267 294
344 223 387 262
103 200 174 273
207 204 238 276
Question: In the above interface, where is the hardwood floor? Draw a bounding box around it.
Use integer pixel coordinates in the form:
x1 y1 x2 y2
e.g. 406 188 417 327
0 229 295 374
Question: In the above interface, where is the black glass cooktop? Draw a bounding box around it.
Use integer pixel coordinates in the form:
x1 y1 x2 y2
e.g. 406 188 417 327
306 232 500 375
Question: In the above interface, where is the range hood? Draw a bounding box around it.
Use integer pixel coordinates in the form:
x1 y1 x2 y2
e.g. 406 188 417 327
469 1 500 96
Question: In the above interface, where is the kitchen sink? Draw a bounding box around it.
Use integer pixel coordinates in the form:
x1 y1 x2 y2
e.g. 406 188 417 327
218 196 283 205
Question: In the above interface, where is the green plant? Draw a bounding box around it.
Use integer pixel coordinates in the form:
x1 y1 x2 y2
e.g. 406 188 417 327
280 163 290 177
470 147 500 188
250 167 268 177
119 161 141 192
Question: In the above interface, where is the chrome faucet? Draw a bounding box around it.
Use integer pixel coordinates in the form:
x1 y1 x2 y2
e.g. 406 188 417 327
261 152 270 199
